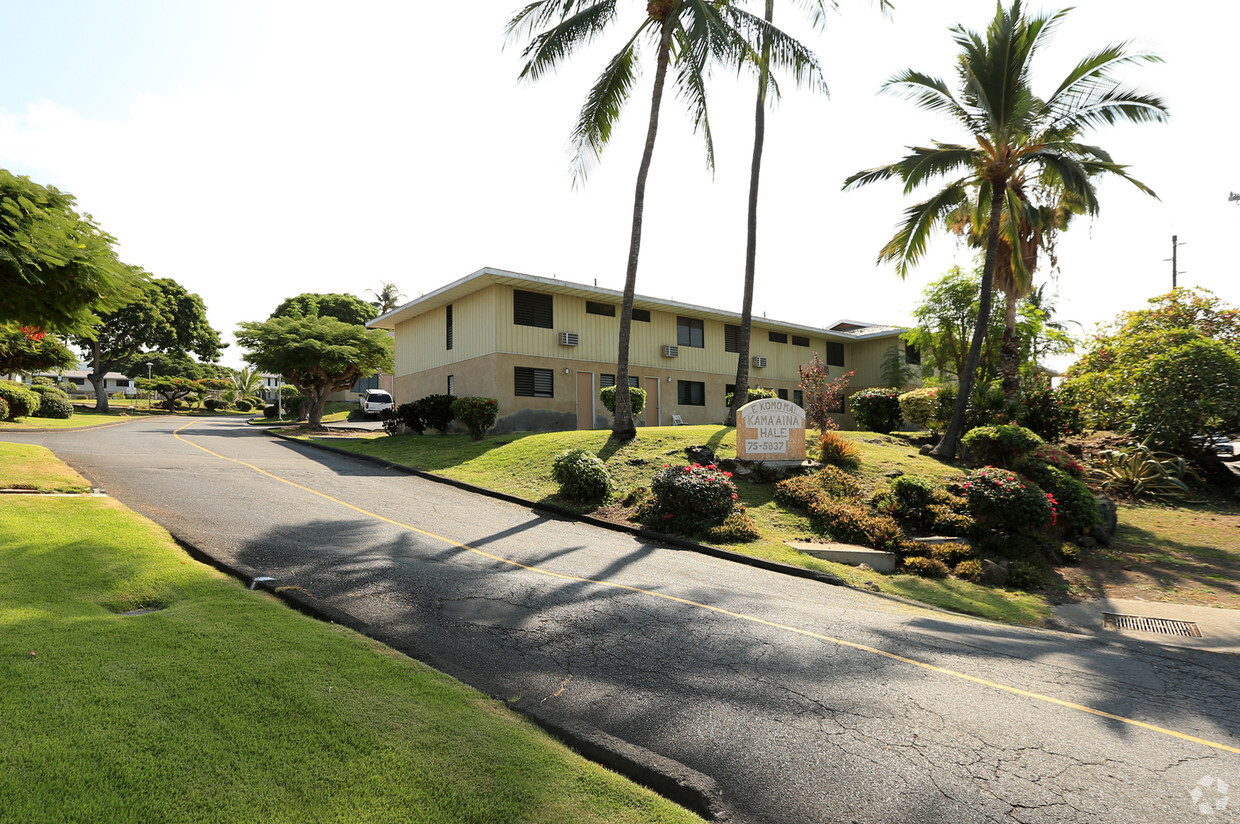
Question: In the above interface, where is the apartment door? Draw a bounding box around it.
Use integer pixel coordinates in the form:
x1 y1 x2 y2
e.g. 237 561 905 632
576 371 595 430
643 377 661 426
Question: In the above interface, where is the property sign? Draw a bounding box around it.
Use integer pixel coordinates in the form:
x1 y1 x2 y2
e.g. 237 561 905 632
736 397 806 461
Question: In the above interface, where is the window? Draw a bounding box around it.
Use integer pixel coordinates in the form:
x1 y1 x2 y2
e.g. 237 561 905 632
351 373 380 392
677 316 704 348
586 301 615 317
677 380 705 406
826 342 845 367
631 308 651 322
725 383 735 400
768 331 787 344
777 388 788 400
446 304 453 350
628 376 639 388
792 335 810 347
514 367 554 398
601 374 616 388
115 379 130 387
724 324 740 353
793 389 804 407
447 375 455 396
905 343 922 365
513 290 553 328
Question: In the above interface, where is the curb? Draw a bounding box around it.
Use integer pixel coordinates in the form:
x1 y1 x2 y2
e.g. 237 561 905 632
269 430 848 590
159 525 734 822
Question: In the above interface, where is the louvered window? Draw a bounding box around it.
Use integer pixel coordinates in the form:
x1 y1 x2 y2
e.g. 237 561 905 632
446 304 453 350
632 308 651 322
768 331 787 344
826 342 845 367
586 301 615 317
677 381 705 406
724 324 740 353
792 335 809 347
793 389 804 407
601 374 616 388
513 290 553 328
514 367 554 398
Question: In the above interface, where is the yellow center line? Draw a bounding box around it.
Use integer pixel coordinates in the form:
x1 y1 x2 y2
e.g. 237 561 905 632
173 421 1240 757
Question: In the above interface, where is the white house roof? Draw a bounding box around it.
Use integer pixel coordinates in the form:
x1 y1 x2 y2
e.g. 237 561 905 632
34 369 133 380
371 267 906 342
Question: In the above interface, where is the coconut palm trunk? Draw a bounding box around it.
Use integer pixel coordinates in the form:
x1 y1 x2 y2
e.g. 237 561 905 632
612 13 676 441
932 183 1005 458
727 0 773 428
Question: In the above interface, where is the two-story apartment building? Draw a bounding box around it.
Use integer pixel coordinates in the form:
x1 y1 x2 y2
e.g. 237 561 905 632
370 267 916 433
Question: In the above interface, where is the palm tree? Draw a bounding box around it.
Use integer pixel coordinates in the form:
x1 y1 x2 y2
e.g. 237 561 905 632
231 365 264 404
727 0 889 426
508 1 815 439
844 0 1166 457
367 282 405 315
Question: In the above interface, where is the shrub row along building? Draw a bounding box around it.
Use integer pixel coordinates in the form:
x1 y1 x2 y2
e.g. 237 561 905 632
370 267 916 433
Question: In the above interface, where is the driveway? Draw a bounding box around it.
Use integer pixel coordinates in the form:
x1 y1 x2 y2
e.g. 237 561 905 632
5 417 1239 824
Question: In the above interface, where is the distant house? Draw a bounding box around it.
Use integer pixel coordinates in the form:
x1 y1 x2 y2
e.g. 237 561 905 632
19 370 138 398
369 267 920 433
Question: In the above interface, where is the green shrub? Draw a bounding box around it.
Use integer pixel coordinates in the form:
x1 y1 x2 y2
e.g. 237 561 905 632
963 466 1053 533
387 401 424 434
966 383 1017 429
1006 560 1047 591
650 463 739 532
234 399 253 412
932 385 956 431
902 556 950 578
599 385 647 416
807 499 903 550
898 387 940 430
975 530 1058 563
413 394 456 434
705 509 761 543
891 476 936 510
774 468 860 511
925 504 974 536
954 558 984 582
1130 338 1240 456
1017 381 1082 442
204 398 227 411
816 465 862 499
849 388 903 433
552 448 614 505
1030 444 1084 477
928 542 975 566
1013 460 1100 531
723 386 777 409
451 396 498 440
0 380 41 419
961 424 1043 468
818 431 861 469
30 384 73 419
1093 444 1201 500
0 397 8 420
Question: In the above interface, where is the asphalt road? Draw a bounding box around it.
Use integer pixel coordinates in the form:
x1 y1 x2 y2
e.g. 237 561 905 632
6 417 1239 824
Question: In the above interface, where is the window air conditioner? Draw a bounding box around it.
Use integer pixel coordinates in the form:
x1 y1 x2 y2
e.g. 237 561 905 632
559 332 579 346
752 356 767 368
663 345 679 358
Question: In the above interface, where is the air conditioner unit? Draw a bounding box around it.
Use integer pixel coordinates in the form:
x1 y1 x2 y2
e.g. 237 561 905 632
752 356 768 368
559 332 579 346
662 345 679 358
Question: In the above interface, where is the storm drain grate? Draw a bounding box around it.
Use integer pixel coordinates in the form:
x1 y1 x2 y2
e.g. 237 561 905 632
1103 613 1202 637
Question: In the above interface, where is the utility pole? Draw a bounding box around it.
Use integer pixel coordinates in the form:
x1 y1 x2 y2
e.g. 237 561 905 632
1166 234 1186 289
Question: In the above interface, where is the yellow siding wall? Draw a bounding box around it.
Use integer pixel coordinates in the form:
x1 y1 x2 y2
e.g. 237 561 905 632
393 287 497 375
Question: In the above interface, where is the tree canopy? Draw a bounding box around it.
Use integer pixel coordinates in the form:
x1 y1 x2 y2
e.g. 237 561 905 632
0 322 77 375
0 169 141 336
71 276 224 412
270 293 378 326
236 315 393 428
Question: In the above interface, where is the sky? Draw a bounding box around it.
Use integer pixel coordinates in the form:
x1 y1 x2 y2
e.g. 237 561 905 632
1 1 1235 370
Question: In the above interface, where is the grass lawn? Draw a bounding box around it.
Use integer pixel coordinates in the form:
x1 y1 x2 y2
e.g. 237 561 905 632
325 426 1055 626
249 400 359 426
0 407 147 430
0 443 92 493
0 489 701 822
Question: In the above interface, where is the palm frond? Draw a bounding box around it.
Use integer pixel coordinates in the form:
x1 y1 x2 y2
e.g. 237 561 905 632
720 4 827 94
568 31 643 184
882 70 969 126
669 17 717 175
877 180 970 277
897 144 980 194
514 1 618 81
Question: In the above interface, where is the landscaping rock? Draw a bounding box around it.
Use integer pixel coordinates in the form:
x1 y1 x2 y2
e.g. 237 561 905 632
980 559 1009 587
919 444 934 455
1093 496 1118 545
884 470 904 478
1075 535 1098 549
685 446 716 465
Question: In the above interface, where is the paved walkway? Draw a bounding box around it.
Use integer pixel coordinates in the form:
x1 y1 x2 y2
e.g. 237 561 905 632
5 417 1240 824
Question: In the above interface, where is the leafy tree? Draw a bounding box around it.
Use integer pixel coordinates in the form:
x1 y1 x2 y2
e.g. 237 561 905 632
236 315 394 428
0 321 77 375
136 376 230 412
1131 339 1240 455
844 1 1166 457
271 293 378 326
229 366 265 404
367 283 405 315
797 352 852 431
0 169 141 336
71 276 224 412
903 267 1005 384
124 351 229 381
509 1 809 440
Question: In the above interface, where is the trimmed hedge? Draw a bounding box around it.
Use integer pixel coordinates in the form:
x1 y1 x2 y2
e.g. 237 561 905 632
551 448 613 504
0 381 40 419
849 388 903 433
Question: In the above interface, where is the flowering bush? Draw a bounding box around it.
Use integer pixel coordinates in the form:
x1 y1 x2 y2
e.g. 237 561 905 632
451 396 498 440
1017 381 1083 441
1030 444 1084 477
552 448 614 504
649 463 738 531
412 394 456 434
849 388 903 433
1013 460 1100 531
960 424 1043 468
898 387 940 430
963 466 1055 533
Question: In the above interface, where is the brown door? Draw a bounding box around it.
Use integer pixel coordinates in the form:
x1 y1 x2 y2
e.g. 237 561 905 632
643 377 660 426
576 371 595 430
